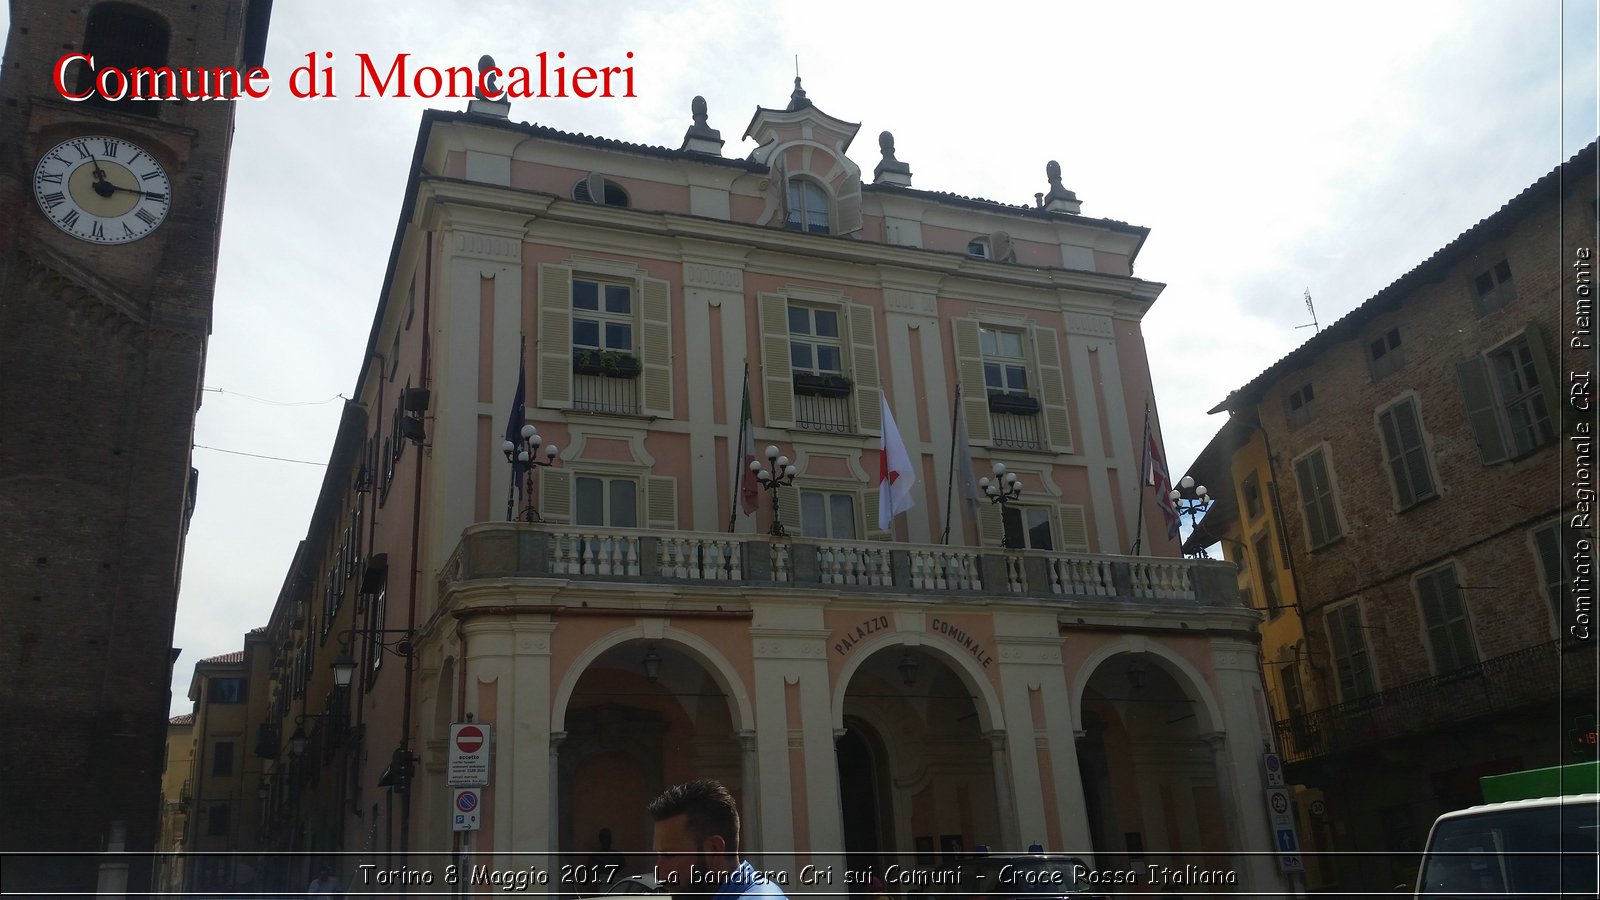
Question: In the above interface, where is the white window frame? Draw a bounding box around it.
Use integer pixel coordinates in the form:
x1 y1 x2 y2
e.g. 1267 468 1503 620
571 276 636 356
1486 332 1555 456
574 473 640 528
1376 394 1437 510
980 325 1033 397
1292 444 1345 551
799 488 860 540
785 177 831 234
1412 563 1479 675
1325 600 1377 704
1000 503 1058 551
787 303 845 378
966 237 991 258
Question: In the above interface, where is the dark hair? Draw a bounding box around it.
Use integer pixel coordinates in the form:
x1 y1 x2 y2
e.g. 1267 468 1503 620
647 778 739 852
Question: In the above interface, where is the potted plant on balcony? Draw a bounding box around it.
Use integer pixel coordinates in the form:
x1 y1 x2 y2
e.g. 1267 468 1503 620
572 349 642 379
793 372 853 398
987 391 1041 415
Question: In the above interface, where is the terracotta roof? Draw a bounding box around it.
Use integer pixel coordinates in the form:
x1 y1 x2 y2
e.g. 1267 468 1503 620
169 714 194 726
249 626 268 635
1211 139 1598 413
198 650 244 665
433 109 765 172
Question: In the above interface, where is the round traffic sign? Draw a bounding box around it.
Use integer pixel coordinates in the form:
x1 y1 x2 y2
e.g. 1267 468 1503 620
456 725 484 754
1309 799 1326 817
457 790 479 812
1270 792 1290 815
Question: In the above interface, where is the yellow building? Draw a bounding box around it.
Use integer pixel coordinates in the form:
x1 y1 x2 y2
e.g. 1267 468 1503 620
153 714 194 895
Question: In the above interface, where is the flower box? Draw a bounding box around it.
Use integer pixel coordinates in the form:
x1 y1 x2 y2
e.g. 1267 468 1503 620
987 391 1041 416
572 350 642 379
793 372 853 398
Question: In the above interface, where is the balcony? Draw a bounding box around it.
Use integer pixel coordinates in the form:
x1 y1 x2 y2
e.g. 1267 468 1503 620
572 372 640 416
794 391 852 433
1273 640 1591 763
439 522 1243 608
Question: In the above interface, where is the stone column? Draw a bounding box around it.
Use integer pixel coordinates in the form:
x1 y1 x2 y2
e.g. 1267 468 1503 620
550 731 567 858
984 731 1020 851
738 730 761 852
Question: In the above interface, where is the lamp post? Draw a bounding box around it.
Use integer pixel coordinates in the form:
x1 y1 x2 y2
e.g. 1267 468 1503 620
1169 475 1211 556
329 627 414 688
503 422 559 522
750 444 797 536
978 461 1024 549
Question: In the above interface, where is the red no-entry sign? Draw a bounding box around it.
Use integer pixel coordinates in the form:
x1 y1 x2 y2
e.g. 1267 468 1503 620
448 722 491 787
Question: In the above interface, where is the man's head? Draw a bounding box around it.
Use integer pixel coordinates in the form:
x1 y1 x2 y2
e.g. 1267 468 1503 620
648 779 740 896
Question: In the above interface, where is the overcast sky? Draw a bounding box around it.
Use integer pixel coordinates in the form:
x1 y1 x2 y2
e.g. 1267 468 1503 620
7 2 1596 716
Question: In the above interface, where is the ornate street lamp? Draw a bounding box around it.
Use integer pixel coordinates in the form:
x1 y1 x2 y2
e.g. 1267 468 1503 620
1170 475 1211 556
329 627 414 688
503 422 559 522
978 461 1025 548
750 445 798 536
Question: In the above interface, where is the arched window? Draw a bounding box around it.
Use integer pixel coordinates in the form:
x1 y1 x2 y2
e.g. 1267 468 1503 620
785 178 830 234
572 174 630 208
79 4 170 118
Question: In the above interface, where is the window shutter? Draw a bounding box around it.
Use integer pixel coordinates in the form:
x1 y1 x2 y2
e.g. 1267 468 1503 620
1523 322 1560 426
538 264 573 408
1455 356 1508 464
977 498 1002 547
848 303 882 436
952 318 993 443
644 475 678 530
640 277 673 417
1059 504 1089 551
861 489 890 541
539 469 572 523
1377 406 1413 507
1294 453 1329 548
989 230 1015 263
584 172 606 205
835 171 863 236
1031 325 1074 453
758 293 795 428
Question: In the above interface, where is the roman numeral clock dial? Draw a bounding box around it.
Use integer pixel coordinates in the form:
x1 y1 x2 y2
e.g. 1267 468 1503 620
32 136 172 244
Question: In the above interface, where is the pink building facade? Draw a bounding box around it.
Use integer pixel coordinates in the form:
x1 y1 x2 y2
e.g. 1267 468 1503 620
261 84 1292 897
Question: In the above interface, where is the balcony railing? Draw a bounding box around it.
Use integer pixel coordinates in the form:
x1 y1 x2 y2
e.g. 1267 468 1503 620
794 392 852 433
1273 639 1591 763
991 411 1043 450
572 373 640 416
439 522 1242 608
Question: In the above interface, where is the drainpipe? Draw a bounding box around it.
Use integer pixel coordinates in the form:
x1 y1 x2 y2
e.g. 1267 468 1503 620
398 231 433 870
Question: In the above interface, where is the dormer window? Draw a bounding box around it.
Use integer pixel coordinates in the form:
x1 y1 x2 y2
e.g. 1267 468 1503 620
80 3 170 119
785 179 830 234
572 174 630 208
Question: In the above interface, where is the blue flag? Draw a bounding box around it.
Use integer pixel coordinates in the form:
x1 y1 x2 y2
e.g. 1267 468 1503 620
506 342 527 496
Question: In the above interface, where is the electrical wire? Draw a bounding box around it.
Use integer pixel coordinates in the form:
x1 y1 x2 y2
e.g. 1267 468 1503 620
192 444 327 466
201 386 347 407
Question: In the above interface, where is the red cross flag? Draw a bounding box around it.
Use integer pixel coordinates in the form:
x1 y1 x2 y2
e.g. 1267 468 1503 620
878 393 916 530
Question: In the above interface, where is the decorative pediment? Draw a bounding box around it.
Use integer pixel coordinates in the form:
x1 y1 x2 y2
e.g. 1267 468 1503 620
744 79 864 235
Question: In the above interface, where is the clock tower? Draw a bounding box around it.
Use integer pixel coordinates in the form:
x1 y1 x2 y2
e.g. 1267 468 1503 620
0 2 271 893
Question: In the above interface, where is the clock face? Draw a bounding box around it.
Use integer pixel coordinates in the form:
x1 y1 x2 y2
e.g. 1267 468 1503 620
33 136 172 245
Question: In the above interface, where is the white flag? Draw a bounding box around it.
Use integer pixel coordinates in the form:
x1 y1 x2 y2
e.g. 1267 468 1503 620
878 393 916 530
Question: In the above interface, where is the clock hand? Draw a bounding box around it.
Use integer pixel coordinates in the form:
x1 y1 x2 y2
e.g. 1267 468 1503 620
104 183 165 199
88 155 118 198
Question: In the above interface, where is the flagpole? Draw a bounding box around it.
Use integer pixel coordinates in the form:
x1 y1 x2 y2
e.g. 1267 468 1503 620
507 336 525 522
728 360 748 533
942 384 962 545
1131 401 1150 555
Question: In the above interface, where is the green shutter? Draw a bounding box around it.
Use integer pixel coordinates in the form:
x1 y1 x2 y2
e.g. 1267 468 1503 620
538 264 573 408
645 475 678 530
1523 322 1560 443
1031 324 1073 452
1059 504 1089 552
758 293 794 428
1455 355 1509 464
848 303 881 436
640 277 673 417
952 318 993 444
540 469 572 523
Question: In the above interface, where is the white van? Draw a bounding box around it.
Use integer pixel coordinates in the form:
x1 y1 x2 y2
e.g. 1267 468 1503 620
1413 793 1599 897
